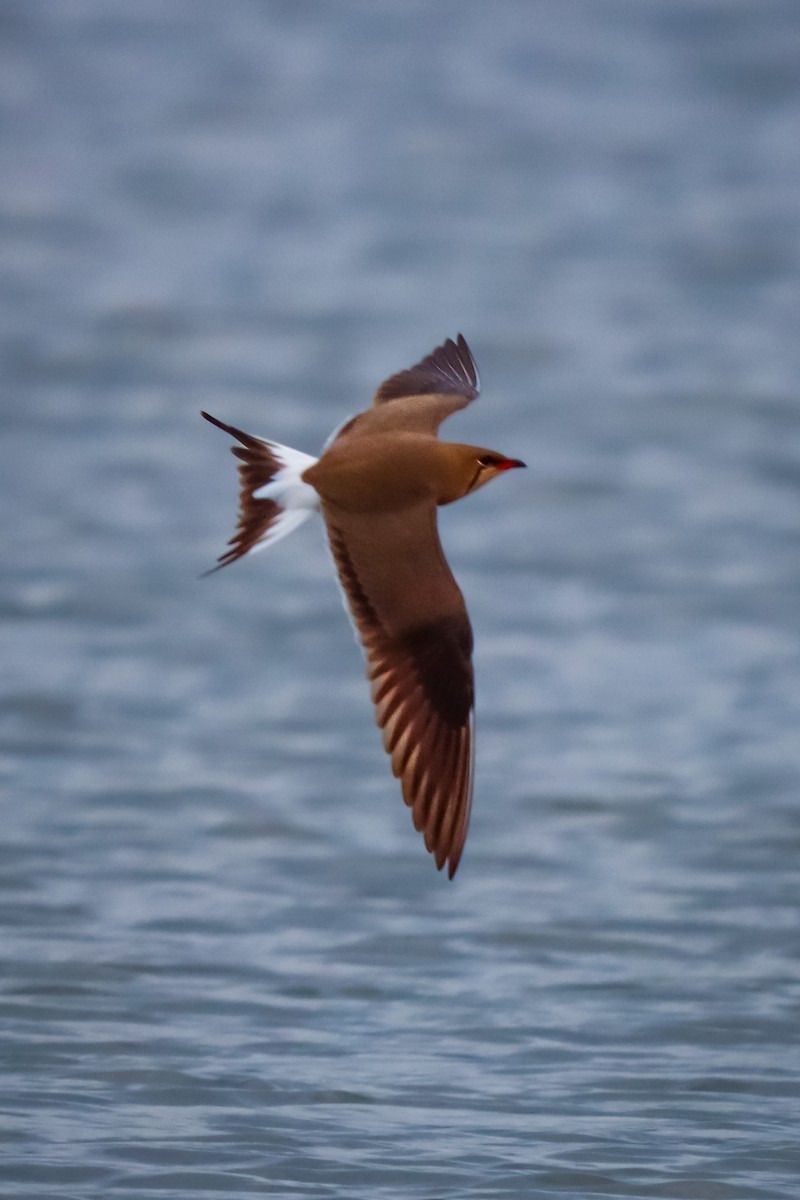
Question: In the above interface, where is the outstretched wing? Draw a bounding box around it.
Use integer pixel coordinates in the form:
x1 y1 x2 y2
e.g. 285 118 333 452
373 333 480 406
322 499 475 878
330 335 481 446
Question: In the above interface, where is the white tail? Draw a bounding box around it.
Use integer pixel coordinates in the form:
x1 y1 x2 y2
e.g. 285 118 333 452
202 412 318 572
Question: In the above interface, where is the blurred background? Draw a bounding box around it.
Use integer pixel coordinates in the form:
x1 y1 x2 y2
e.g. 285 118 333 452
2 2 799 1197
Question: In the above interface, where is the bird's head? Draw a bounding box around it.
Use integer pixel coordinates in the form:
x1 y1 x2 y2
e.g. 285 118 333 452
438 444 526 504
465 448 526 498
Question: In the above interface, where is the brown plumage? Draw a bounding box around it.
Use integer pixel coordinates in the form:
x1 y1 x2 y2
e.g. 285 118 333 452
199 413 286 572
202 334 524 877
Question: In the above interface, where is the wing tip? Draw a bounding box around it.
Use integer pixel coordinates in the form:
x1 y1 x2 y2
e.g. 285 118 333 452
374 332 480 405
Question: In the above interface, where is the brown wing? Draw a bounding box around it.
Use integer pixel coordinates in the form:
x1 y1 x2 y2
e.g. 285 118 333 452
373 332 480 406
330 334 481 447
322 500 475 878
201 411 284 571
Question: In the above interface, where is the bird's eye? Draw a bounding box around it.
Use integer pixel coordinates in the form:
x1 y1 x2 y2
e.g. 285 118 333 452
477 455 497 467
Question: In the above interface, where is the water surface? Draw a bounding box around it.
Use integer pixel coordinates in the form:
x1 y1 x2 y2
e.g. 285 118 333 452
2 2 800 1197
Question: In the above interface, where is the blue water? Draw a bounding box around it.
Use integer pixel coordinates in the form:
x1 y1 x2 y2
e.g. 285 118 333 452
2 2 800 1197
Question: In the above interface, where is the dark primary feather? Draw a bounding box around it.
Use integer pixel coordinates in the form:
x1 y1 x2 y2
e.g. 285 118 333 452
373 333 480 405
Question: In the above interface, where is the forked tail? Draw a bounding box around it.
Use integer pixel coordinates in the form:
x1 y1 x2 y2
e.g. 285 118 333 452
201 412 319 573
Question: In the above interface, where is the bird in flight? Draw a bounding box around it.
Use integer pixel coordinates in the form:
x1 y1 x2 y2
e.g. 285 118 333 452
202 334 524 877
